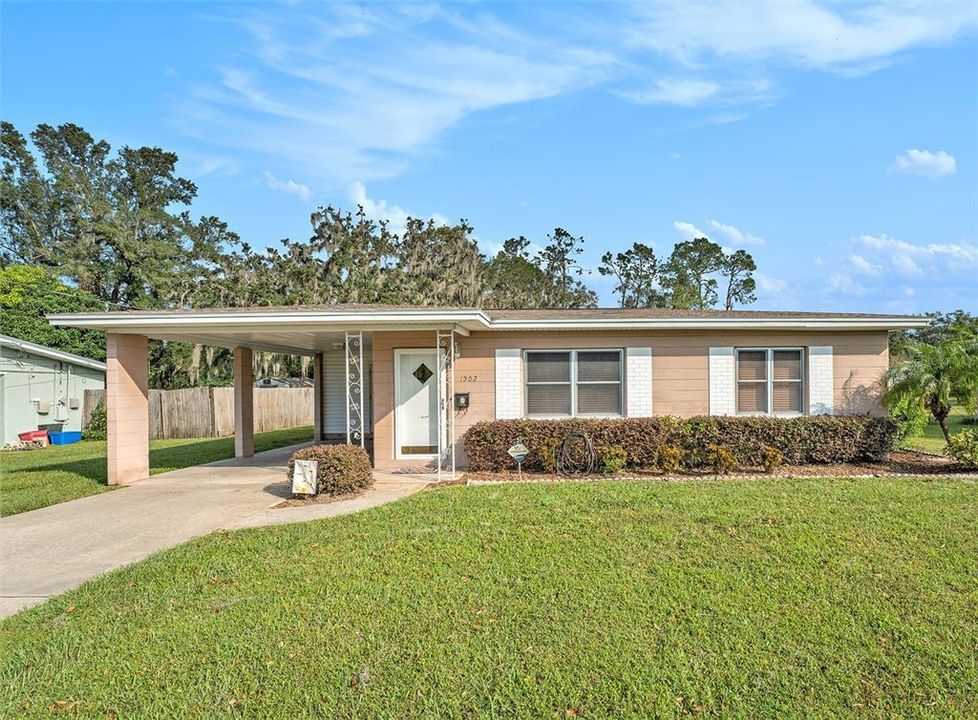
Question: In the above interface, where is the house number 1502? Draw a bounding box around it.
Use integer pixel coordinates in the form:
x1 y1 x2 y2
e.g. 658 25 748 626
458 375 478 383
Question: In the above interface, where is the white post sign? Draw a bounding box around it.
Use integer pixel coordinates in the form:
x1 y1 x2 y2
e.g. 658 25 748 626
508 441 529 479
293 459 319 495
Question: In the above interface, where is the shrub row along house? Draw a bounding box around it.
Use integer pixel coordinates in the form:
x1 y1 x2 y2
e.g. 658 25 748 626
49 305 926 482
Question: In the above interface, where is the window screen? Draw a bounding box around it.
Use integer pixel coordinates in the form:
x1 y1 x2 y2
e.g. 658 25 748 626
526 352 572 416
773 350 803 413
524 350 623 417
736 349 804 415
577 350 622 414
526 352 570 383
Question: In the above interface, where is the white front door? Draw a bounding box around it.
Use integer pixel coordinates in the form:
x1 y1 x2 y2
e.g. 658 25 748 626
395 349 441 458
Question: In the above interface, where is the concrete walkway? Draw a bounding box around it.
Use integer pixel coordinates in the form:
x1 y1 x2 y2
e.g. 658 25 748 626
0 443 430 619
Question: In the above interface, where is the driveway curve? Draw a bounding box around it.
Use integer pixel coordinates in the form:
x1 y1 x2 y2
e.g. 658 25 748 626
0 443 429 618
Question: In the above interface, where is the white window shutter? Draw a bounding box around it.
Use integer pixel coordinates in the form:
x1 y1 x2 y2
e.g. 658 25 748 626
808 346 834 415
709 347 736 416
494 349 522 419
625 347 653 417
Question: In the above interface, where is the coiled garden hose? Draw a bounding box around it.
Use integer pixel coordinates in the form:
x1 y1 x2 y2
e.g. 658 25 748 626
556 431 597 476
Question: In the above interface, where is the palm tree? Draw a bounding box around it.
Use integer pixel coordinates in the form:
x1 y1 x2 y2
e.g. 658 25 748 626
882 340 978 443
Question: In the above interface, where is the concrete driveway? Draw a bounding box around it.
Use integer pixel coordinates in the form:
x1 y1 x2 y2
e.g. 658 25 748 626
0 443 430 618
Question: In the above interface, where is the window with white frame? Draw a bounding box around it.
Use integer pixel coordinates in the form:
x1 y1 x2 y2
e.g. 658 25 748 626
736 348 804 415
525 350 623 417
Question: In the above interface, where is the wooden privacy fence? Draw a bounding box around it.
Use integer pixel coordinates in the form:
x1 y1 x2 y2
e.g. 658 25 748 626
83 387 313 440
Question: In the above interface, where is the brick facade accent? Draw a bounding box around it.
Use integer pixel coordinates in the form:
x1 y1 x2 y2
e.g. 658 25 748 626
808 345 834 415
494 349 522 419
709 346 736 416
625 346 653 417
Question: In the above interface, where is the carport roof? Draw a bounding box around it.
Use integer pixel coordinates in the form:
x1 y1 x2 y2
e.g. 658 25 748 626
47 304 928 355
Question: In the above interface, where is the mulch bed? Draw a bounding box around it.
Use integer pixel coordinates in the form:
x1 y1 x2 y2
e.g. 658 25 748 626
273 490 363 509
461 450 975 484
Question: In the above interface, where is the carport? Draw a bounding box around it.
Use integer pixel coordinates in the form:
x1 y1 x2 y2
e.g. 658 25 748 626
49 305 485 485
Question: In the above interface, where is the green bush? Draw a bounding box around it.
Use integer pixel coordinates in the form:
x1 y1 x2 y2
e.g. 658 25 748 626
539 437 559 473
946 430 978 468
889 395 929 445
83 400 107 441
463 415 898 472
762 446 785 474
659 446 682 473
596 445 627 475
706 444 737 475
288 444 373 496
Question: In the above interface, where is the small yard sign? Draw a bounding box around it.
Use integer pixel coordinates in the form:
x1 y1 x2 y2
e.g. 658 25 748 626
508 441 529 479
292 459 318 495
507 442 529 464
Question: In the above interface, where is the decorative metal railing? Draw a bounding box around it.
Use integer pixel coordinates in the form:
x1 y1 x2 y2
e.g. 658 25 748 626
437 329 456 481
344 330 365 447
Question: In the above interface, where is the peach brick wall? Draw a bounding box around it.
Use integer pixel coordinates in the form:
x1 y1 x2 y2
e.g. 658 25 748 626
106 333 149 485
370 329 890 470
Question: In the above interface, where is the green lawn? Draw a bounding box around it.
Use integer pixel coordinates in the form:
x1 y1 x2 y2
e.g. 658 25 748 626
904 406 975 453
2 478 974 718
0 425 313 517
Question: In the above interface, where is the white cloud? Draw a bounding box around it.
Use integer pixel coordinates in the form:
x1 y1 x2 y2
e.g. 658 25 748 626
810 232 977 310
349 181 448 238
848 254 883 276
756 272 787 293
826 273 868 296
707 220 765 246
673 219 764 248
620 78 719 106
625 1 978 72
673 221 708 241
169 3 976 186
857 233 978 270
619 77 773 108
178 5 616 185
262 171 311 200
890 149 957 177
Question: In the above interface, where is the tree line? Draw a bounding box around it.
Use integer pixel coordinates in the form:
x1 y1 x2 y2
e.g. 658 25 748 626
1 121 760 312
0 121 766 386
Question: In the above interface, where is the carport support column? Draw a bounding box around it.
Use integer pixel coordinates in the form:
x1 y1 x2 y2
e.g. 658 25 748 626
313 352 324 442
106 333 149 486
234 347 254 458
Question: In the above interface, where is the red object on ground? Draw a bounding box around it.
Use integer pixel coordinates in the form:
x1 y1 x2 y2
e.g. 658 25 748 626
17 430 49 445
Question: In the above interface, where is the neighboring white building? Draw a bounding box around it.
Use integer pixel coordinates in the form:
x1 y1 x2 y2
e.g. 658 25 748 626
0 334 106 445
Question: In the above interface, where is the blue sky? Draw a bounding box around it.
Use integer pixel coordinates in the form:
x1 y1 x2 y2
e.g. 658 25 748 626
3 1 977 312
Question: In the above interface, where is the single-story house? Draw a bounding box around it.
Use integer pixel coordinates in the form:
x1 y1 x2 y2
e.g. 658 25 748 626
48 305 927 483
0 333 106 445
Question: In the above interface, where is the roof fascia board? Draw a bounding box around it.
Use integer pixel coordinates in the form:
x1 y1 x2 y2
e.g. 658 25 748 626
0 336 107 371
47 310 492 331
47 309 928 333
487 317 929 331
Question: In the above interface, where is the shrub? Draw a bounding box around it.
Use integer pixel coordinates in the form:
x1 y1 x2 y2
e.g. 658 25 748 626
538 437 559 473
762 446 784 474
706 444 737 475
463 415 898 472
659 446 682 473
889 395 929 445
83 400 107 441
288 444 373 496
597 445 627 475
946 430 978 468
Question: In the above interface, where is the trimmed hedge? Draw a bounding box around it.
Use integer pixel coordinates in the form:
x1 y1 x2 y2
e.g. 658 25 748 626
288 444 374 495
463 415 897 472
